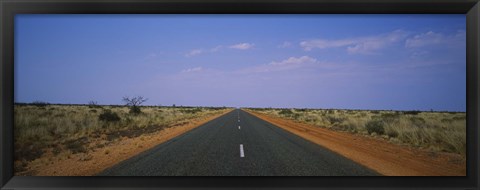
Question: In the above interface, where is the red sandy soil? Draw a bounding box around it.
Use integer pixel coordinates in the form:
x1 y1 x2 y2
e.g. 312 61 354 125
19 109 233 176
245 110 465 176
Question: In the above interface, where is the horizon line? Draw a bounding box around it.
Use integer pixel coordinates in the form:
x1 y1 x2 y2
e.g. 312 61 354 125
14 102 466 113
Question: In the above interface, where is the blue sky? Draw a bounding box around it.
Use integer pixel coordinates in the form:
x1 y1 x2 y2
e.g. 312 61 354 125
15 14 466 111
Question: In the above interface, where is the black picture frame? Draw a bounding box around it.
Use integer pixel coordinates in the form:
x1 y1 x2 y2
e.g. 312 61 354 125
1 0 479 189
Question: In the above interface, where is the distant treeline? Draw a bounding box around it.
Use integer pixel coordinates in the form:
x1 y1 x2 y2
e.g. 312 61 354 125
244 107 465 114
14 102 232 110
14 102 463 113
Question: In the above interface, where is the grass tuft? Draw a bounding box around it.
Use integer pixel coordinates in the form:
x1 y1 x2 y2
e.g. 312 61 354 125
365 120 385 135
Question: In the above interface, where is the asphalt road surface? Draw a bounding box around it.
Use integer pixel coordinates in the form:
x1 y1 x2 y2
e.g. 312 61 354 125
99 109 379 176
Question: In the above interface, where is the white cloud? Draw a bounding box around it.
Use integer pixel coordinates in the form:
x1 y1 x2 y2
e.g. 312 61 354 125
405 31 443 48
141 53 157 61
278 41 292 48
185 46 224 57
300 39 352 51
410 50 429 58
181 67 203 73
405 30 465 48
300 30 409 54
147 53 157 58
269 56 317 66
185 43 254 57
210 45 223 52
185 49 203 57
238 56 321 74
229 43 255 50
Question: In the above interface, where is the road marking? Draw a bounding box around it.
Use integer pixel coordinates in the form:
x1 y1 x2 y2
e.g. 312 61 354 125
238 126 241 130
240 144 245 157
238 120 240 122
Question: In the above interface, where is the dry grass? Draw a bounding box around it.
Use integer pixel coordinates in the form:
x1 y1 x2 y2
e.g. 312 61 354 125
248 108 466 156
14 104 230 172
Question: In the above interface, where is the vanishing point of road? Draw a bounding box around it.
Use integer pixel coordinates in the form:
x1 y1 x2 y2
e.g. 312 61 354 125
99 109 378 176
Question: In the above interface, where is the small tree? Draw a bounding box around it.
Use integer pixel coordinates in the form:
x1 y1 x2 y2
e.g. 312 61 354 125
88 100 100 108
122 96 148 115
31 101 49 107
99 109 121 122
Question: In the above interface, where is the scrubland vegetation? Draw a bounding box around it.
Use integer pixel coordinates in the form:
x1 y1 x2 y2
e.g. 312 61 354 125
14 102 230 173
247 108 466 156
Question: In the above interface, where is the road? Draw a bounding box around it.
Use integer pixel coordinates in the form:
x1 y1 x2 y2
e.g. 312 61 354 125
99 109 379 176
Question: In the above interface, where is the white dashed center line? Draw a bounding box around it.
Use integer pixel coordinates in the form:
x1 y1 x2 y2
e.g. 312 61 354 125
238 126 241 130
240 144 245 157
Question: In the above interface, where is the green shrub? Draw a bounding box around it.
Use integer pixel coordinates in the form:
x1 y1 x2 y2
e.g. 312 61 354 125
14 141 45 161
31 101 49 107
386 129 399 138
279 109 293 115
65 139 87 154
180 108 202 114
404 110 421 115
327 116 344 124
381 113 400 123
129 106 142 115
293 113 301 120
366 120 385 135
99 110 121 122
410 117 426 127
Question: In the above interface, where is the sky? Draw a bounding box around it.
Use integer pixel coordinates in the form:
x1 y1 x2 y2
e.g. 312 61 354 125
15 14 466 111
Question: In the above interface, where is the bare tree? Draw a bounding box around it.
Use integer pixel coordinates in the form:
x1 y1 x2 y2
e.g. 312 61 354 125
88 100 99 108
122 96 148 114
